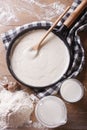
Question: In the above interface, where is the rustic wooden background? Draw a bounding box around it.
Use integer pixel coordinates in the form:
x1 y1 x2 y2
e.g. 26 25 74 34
0 0 87 130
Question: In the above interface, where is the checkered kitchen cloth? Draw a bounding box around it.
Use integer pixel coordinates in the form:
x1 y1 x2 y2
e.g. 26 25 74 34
1 0 87 98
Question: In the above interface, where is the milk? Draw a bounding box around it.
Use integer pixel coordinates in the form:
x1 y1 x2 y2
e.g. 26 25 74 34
35 96 67 128
60 78 84 102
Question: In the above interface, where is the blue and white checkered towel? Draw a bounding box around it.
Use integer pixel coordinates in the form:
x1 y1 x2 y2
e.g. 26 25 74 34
1 0 87 98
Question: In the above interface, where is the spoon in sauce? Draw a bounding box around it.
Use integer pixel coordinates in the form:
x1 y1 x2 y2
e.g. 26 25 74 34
31 6 70 55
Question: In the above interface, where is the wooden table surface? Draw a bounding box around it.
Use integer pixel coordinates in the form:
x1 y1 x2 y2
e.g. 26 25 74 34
0 0 87 130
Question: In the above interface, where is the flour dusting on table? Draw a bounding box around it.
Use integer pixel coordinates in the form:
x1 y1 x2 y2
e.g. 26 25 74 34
0 84 34 129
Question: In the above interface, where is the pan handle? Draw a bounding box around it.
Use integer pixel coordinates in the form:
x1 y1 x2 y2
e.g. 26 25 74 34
64 0 87 28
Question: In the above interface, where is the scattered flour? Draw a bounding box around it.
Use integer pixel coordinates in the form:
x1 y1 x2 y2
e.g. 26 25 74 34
21 0 66 20
0 85 34 129
0 1 18 25
0 0 66 25
29 121 49 130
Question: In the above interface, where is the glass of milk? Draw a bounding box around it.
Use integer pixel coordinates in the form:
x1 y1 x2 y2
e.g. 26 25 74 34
60 78 84 103
35 96 67 128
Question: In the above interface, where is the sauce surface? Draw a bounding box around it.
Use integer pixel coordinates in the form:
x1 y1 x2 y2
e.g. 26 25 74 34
11 29 70 87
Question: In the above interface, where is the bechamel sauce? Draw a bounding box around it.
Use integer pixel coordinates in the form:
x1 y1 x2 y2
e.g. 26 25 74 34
60 78 84 102
35 96 67 128
11 29 70 87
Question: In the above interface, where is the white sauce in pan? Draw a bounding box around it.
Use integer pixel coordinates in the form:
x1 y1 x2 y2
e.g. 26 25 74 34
11 29 70 87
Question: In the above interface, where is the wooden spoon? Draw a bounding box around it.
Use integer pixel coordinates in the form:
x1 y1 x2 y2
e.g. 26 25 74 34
32 6 70 51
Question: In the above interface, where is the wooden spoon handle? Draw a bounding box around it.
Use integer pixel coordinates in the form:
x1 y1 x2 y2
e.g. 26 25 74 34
39 6 70 44
33 6 70 50
64 0 87 28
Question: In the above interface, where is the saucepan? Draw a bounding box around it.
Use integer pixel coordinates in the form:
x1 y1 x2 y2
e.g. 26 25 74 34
6 0 87 89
